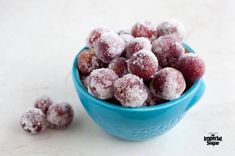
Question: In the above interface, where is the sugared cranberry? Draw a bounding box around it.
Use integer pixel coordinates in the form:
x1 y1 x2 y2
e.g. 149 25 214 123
177 53 205 83
131 20 156 40
47 102 74 129
81 76 89 89
156 19 185 41
152 35 184 67
87 27 110 48
88 68 118 99
119 33 134 48
34 96 53 114
127 50 158 80
20 108 47 134
145 90 167 106
108 57 128 77
114 74 148 107
95 32 125 63
77 49 103 76
126 37 151 58
150 67 186 100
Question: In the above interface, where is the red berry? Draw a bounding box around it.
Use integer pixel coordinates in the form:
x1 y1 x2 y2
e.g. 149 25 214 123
150 67 186 100
131 20 156 40
114 74 148 107
108 57 128 77
87 27 110 48
119 33 134 48
47 102 74 129
156 19 185 41
145 89 167 106
126 37 151 58
88 68 118 99
177 53 205 83
152 35 185 67
20 108 47 134
34 96 53 114
81 76 90 89
78 49 103 76
127 50 158 80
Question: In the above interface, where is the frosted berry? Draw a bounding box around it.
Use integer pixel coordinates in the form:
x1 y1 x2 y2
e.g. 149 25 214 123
119 33 134 48
81 76 90 89
47 102 74 129
108 57 128 77
150 67 186 100
152 35 184 67
127 50 158 80
177 53 205 83
145 90 167 106
131 20 156 40
95 32 125 63
20 108 47 134
126 37 151 58
114 74 148 107
157 19 185 41
87 27 110 48
78 49 103 76
34 96 53 114
88 68 118 99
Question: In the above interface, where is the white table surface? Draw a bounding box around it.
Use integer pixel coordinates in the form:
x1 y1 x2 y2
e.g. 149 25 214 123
0 0 235 155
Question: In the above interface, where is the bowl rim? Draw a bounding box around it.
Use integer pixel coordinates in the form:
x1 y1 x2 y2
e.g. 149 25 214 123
73 42 202 112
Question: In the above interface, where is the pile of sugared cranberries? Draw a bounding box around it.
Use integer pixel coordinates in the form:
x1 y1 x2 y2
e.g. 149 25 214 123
78 19 205 107
20 96 74 134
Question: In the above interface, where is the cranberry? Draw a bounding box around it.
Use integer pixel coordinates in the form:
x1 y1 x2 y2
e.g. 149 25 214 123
81 76 90 89
156 19 185 41
20 108 47 134
77 49 103 76
87 27 110 48
108 57 128 77
145 90 167 106
127 50 158 80
88 68 118 99
126 37 151 58
114 74 148 107
34 96 53 114
47 102 74 129
177 53 205 83
131 20 156 40
152 35 185 67
150 67 186 100
95 32 125 63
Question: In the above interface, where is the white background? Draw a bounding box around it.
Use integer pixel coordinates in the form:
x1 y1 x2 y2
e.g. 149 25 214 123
0 0 235 155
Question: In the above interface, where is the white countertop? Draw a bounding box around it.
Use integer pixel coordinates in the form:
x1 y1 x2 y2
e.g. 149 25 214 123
0 0 235 155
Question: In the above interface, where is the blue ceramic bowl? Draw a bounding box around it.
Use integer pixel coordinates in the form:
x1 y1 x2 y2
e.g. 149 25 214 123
72 43 205 141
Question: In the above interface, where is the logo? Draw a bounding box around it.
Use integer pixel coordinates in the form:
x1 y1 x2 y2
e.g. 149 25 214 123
204 132 222 146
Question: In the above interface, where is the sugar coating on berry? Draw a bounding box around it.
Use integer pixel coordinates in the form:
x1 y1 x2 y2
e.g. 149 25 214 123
114 74 148 107
157 19 185 41
108 57 128 77
20 108 47 134
78 49 103 76
152 35 184 67
177 53 205 83
34 96 53 114
95 32 125 63
150 67 186 100
119 34 134 48
88 68 118 99
81 76 90 89
47 102 74 129
131 20 156 40
87 27 110 48
127 50 158 80
145 89 166 106
126 37 152 58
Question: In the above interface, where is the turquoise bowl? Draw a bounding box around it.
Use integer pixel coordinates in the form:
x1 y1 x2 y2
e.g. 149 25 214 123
72 43 205 141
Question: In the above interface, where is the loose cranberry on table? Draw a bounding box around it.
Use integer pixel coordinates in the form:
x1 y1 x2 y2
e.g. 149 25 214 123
152 35 185 68
127 50 158 80
47 102 74 129
20 108 47 134
114 74 148 107
88 68 118 99
108 57 128 77
177 53 205 83
150 67 186 100
156 19 185 41
87 27 110 49
125 37 152 58
34 95 53 114
131 20 156 41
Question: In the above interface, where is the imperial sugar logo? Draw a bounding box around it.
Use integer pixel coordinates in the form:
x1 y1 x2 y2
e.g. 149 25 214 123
204 132 222 146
